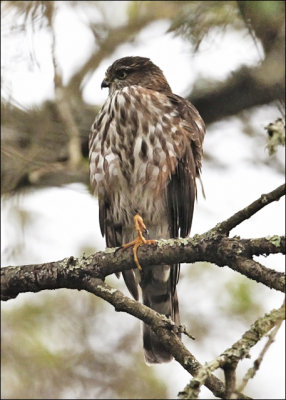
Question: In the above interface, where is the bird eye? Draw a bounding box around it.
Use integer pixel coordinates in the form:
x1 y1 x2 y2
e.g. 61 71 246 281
117 69 127 80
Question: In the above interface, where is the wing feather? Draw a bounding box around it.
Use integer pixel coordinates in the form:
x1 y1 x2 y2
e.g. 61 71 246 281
166 94 205 292
99 196 139 300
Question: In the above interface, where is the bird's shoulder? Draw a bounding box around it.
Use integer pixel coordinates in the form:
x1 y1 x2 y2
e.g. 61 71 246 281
167 93 205 137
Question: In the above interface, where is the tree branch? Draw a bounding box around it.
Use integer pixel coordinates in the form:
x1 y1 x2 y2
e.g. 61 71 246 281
1 232 285 301
1 184 285 399
213 183 285 235
217 256 285 293
49 7 82 169
3 182 282 298
80 277 251 399
179 302 285 399
223 362 238 399
240 236 286 256
235 311 284 395
191 65 285 124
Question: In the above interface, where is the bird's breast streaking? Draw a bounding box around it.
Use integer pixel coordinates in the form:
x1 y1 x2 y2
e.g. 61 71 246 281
89 85 186 225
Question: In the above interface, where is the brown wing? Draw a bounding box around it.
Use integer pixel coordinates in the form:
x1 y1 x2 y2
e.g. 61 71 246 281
99 195 139 300
98 197 122 247
166 94 206 290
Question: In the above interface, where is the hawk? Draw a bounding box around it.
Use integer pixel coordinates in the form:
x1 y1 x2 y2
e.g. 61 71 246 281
89 56 205 363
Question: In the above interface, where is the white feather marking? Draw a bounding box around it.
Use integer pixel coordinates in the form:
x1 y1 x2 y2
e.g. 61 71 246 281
195 118 204 132
166 142 175 158
151 165 160 180
105 153 117 163
134 136 143 158
90 152 97 165
93 172 104 183
116 93 126 108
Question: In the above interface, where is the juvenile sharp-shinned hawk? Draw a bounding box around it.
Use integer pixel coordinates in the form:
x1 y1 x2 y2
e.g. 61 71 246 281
89 56 205 364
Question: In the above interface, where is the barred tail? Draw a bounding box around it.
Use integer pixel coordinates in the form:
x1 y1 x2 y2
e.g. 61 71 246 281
140 264 180 364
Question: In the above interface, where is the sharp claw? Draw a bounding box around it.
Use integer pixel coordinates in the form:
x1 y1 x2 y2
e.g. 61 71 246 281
118 214 157 271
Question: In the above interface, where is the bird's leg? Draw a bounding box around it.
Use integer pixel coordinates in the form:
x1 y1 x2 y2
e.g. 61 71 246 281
121 214 157 270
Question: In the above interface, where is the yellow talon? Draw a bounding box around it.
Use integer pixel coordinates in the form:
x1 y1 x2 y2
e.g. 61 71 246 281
121 214 156 270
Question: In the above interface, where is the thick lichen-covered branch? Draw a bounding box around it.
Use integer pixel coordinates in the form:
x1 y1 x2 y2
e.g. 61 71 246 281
1 233 285 301
2 188 285 299
2 183 285 299
3 184 284 301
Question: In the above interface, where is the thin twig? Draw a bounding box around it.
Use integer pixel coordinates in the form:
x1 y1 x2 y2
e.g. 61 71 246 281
235 307 284 395
179 303 285 399
223 362 238 399
215 183 285 235
49 7 82 168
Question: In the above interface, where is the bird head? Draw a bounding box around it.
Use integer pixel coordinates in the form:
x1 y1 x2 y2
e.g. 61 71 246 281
101 56 172 94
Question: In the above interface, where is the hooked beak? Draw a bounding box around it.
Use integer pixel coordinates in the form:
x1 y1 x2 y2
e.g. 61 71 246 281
101 78 109 89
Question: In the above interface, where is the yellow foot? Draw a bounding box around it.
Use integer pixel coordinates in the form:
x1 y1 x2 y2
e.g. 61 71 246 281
121 214 157 270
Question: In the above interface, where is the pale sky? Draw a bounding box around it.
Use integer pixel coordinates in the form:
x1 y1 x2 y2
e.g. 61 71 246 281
2 3 264 107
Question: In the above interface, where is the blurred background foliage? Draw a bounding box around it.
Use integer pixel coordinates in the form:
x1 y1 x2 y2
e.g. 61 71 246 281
2 289 168 399
1 1 285 399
